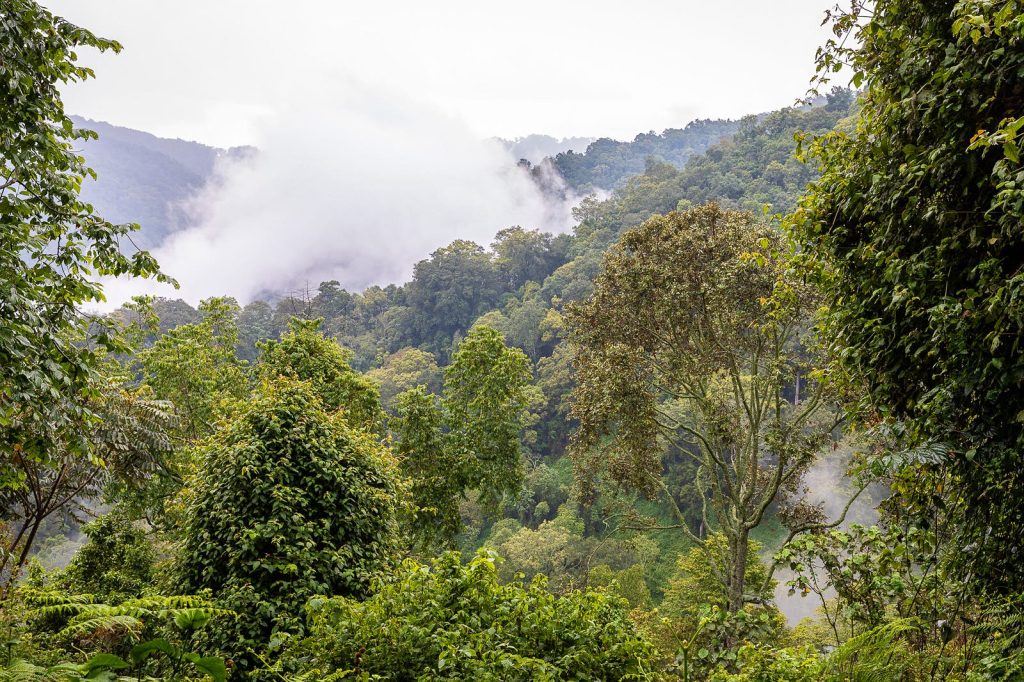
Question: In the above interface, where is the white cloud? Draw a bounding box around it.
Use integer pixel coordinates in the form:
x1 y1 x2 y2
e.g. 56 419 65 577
99 80 575 306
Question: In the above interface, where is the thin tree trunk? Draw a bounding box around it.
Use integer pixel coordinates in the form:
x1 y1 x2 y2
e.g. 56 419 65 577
1 513 43 601
727 528 749 614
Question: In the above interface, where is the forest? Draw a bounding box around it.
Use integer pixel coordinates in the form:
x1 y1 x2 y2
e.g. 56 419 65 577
2 0 1024 680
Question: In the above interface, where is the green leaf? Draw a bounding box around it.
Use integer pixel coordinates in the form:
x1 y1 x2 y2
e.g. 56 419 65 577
192 656 227 682
130 637 179 665
80 653 130 675
174 608 211 631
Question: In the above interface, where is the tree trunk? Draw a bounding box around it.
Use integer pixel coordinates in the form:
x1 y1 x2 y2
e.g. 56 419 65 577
0 512 43 601
726 528 749 614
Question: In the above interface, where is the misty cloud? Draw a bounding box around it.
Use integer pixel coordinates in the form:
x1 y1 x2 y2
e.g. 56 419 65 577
772 444 887 624
100 81 576 307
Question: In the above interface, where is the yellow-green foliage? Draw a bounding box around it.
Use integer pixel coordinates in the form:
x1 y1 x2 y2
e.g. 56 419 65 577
282 551 661 680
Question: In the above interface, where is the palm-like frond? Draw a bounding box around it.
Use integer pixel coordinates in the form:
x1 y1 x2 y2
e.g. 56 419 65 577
0 659 82 682
27 592 226 643
823 617 923 681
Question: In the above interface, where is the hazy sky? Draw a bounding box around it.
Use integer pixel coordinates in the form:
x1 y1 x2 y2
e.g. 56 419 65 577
48 1 836 148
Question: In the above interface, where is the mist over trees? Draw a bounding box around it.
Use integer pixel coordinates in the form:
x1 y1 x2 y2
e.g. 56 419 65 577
3 0 1024 680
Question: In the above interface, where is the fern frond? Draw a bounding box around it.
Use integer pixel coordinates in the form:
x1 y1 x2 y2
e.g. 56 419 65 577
0 659 81 682
57 614 144 640
824 617 923 682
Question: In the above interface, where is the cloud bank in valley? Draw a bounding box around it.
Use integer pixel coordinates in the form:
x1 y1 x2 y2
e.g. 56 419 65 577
101 81 575 307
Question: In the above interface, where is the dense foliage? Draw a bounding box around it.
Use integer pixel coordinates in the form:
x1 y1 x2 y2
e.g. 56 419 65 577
789 0 1024 594
570 203 832 615
175 378 401 668
394 325 532 547
6 0 1024 679
283 552 659 680
0 0 167 492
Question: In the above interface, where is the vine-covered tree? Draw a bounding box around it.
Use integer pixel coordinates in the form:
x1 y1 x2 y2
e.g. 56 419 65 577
175 377 401 670
258 318 384 433
789 0 1024 593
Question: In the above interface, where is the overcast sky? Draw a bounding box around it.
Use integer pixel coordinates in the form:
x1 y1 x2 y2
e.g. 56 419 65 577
48 1 836 148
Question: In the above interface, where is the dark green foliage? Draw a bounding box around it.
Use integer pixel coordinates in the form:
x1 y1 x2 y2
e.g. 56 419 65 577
550 118 741 191
395 240 506 357
175 377 401 666
57 513 154 603
258 318 384 433
0 0 167 489
789 0 1024 593
284 551 659 680
491 226 571 291
237 300 277 363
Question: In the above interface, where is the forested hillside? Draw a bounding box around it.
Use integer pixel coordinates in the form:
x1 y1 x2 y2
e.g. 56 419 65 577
70 117 226 248
544 118 742 191
3 0 1024 680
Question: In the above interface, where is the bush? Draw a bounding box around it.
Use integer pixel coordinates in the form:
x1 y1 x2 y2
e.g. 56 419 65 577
284 551 661 680
709 645 821 681
57 512 154 602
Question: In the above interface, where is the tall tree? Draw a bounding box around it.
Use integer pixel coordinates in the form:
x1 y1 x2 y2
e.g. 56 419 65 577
0 0 167 489
399 240 505 356
134 297 250 443
789 0 1024 593
393 326 532 547
570 204 841 614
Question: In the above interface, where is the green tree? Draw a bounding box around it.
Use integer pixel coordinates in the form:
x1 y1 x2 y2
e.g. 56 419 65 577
282 551 658 681
491 226 569 291
788 0 1024 593
365 347 441 409
444 326 533 509
392 387 463 546
237 300 277 362
175 377 401 670
393 326 532 547
0 0 167 489
56 511 155 603
134 296 250 443
570 204 841 616
258 318 384 433
398 240 505 357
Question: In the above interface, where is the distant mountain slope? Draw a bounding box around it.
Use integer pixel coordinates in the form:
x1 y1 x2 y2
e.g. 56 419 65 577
71 116 222 249
546 118 742 192
497 134 596 165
